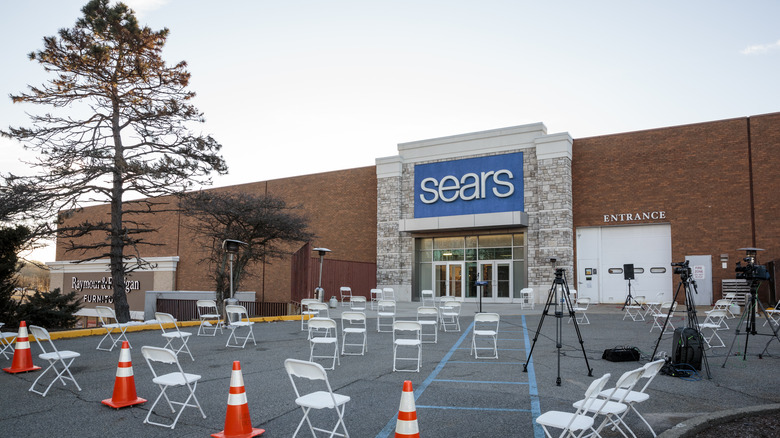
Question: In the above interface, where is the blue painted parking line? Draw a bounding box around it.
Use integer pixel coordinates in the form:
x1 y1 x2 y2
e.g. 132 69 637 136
377 316 542 438
522 315 545 438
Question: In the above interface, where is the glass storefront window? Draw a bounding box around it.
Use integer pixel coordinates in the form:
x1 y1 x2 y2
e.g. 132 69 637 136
479 235 512 247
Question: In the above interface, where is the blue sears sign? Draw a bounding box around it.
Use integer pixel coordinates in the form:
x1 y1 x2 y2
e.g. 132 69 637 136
414 152 524 218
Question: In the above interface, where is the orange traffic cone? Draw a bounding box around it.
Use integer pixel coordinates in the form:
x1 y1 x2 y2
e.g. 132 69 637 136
102 341 146 408
212 361 265 438
395 380 420 438
3 321 41 374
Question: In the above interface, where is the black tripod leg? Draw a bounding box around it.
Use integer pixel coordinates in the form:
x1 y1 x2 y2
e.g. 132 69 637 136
523 283 556 373
722 304 750 368
562 282 593 377
757 300 780 358
651 281 683 359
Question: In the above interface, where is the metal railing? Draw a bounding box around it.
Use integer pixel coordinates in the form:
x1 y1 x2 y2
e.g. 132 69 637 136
156 298 290 321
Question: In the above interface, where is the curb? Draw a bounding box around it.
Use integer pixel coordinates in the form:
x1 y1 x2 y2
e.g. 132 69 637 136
35 314 305 341
658 403 780 437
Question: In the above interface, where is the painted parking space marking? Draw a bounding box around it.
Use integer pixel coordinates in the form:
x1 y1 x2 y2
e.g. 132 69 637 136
376 315 542 438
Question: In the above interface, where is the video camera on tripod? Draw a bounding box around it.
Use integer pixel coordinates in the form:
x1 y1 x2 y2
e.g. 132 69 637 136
735 255 770 281
671 260 693 282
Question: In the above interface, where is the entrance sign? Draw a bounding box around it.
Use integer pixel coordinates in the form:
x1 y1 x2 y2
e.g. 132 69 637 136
414 152 524 218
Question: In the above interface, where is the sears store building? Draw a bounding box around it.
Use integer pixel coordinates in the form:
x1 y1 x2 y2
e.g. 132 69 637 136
50 112 780 314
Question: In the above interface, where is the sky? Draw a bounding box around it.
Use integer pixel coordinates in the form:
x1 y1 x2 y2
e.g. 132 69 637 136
2 0 780 262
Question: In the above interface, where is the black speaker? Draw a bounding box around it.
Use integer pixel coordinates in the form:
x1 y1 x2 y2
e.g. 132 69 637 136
623 264 635 280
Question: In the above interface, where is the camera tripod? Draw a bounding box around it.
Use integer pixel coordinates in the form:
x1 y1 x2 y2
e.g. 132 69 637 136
523 268 593 386
651 270 711 379
722 280 780 367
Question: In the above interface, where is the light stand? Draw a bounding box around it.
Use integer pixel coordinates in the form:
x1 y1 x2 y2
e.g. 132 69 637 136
222 239 247 300
313 247 331 301
621 264 642 311
475 280 489 313
523 259 593 386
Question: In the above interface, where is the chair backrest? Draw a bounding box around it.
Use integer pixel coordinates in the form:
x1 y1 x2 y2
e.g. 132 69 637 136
417 306 438 320
442 301 461 314
382 288 395 300
196 300 218 315
421 290 434 298
155 312 180 333
341 312 366 326
703 309 727 324
301 298 319 306
474 312 500 323
95 305 117 324
285 358 328 382
577 373 612 415
225 304 249 324
308 302 329 317
604 367 645 404
142 345 178 365
350 296 367 305
393 321 421 339
370 288 383 297
576 297 591 308
309 317 337 336
635 295 646 305
28 325 56 355
340 287 352 299
637 359 666 393
377 300 396 313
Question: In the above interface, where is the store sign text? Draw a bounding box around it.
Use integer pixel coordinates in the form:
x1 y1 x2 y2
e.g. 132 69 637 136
603 211 666 223
414 152 524 218
72 276 141 294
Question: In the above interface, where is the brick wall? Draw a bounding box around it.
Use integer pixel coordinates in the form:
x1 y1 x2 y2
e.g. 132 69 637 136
572 115 778 299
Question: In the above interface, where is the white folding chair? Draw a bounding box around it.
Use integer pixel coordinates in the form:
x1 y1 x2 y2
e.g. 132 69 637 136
300 298 319 331
382 287 396 301
440 301 462 332
339 287 353 307
763 299 780 327
417 306 439 344
28 325 82 397
341 311 367 356
421 290 435 307
699 309 728 348
284 358 350 438
196 299 222 336
95 306 132 351
393 321 422 372
308 318 339 370
520 288 534 310
598 359 665 437
471 313 500 359
349 295 367 311
155 312 194 361
536 373 611 438
225 304 256 348
370 288 383 310
574 367 644 438
650 302 677 334
376 300 396 332
569 297 591 325
0 322 16 359
141 346 205 429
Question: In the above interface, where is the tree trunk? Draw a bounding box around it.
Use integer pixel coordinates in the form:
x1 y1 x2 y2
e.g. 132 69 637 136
110 93 130 323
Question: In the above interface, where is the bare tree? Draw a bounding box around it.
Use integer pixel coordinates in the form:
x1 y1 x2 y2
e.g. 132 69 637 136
179 190 313 308
1 0 227 321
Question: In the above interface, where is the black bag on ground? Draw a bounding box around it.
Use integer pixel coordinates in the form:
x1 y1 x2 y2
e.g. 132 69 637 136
602 346 640 362
672 327 703 370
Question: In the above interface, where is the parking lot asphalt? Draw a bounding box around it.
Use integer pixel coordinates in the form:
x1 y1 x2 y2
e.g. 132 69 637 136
2 299 780 437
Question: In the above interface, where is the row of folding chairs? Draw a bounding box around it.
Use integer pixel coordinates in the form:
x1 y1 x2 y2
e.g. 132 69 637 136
537 359 666 438
337 287 397 309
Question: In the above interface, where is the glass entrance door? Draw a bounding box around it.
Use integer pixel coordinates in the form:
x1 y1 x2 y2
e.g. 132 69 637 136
434 262 463 299
477 261 512 302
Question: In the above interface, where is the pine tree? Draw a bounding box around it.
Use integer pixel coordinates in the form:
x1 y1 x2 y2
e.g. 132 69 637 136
2 0 227 322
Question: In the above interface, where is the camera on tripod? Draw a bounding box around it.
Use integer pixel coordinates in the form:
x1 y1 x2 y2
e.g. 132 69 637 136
735 259 770 281
671 260 691 279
